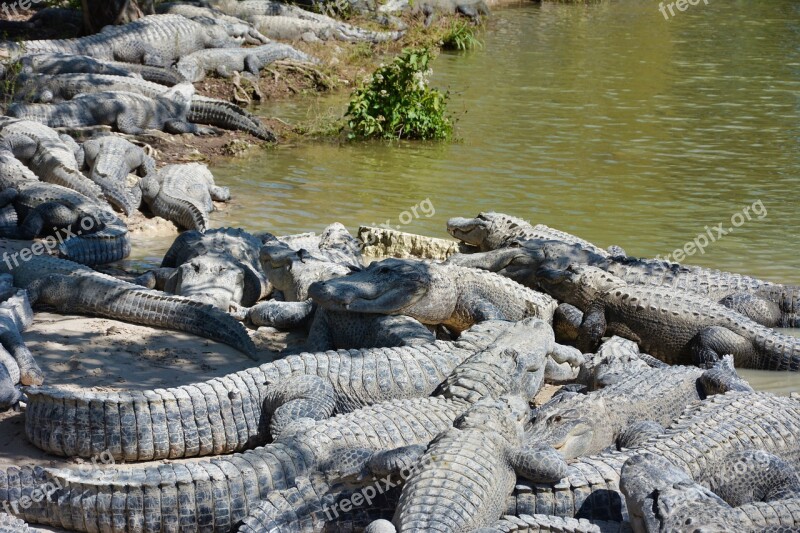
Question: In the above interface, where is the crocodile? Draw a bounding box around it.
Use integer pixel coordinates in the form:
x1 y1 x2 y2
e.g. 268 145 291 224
7 85 221 136
81 135 155 215
621 450 800 532
1 319 580 530
0 119 102 200
506 391 800 523
0 14 245 66
3 181 131 266
308 258 558 333
140 162 229 232
1 255 256 359
536 264 800 370
137 227 269 308
12 52 186 85
525 356 752 463
175 42 314 82
447 212 614 256
13 73 276 140
448 237 800 328
20 319 523 460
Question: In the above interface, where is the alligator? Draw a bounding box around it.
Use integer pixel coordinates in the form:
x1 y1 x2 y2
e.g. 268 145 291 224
506 391 800 523
20 319 531 460
621 450 800 532
1 181 131 266
137 227 269 308
214 0 404 42
81 135 155 215
413 0 490 25
13 73 276 140
0 14 246 66
0 119 103 200
383 395 567 532
1 319 579 530
308 258 558 333
448 237 800 328
7 85 221 136
1 255 256 359
155 2 271 45
447 212 614 256
0 281 41 389
176 42 314 82
525 356 752 463
575 336 668 392
305 309 435 351
140 162 229 232
537 264 800 370
12 52 186 85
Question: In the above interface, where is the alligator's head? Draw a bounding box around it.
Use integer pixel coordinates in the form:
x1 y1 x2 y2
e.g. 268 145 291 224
170 255 246 309
318 222 362 269
260 239 351 301
454 394 530 443
446 212 530 251
534 264 625 308
621 452 735 533
440 317 554 402
526 391 612 460
308 258 439 318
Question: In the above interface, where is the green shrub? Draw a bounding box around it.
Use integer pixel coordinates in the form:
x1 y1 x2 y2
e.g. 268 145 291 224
442 20 483 51
345 48 453 141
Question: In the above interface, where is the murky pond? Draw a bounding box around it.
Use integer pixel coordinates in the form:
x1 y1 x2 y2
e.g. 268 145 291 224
140 0 799 391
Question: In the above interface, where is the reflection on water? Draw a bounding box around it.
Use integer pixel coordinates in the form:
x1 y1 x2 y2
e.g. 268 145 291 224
133 1 799 392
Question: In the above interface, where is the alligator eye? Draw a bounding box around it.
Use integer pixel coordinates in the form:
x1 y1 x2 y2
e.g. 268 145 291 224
552 416 562 423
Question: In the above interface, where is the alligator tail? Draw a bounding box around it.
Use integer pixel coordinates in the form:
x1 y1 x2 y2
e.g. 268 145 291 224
188 99 276 142
57 224 132 266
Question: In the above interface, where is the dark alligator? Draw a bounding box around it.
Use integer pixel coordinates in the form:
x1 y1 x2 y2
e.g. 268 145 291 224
12 52 186 85
537 265 800 370
448 237 799 327
308 258 559 333
0 255 257 358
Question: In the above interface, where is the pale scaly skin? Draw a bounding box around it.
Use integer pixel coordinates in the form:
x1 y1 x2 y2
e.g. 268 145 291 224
14 52 186 85
446 212 611 256
22 320 515 460
176 42 313 82
621 450 800 532
509 392 800 523
308 258 558 333
3 319 582 531
538 265 800 370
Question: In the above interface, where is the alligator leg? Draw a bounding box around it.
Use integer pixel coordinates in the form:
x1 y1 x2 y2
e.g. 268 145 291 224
164 120 223 136
718 292 782 327
245 300 316 329
689 326 753 368
616 420 665 449
0 317 43 386
575 301 608 353
509 443 568 483
553 302 582 344
263 374 336 439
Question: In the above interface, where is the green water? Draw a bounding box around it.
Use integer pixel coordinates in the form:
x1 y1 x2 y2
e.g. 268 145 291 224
143 0 799 391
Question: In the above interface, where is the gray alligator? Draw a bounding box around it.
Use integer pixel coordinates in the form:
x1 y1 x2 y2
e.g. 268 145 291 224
3 181 131 266
308 258 558 333
21 320 519 460
0 15 245 65
7 85 220 136
526 356 752 462
81 135 155 215
12 73 276 140
449 237 800 328
447 212 614 256
0 119 103 200
507 391 800 523
140 162 229 232
155 2 272 45
138 227 269 308
537 265 800 370
12 52 186 85
621 450 800 532
1 255 256 359
214 0 404 42
2 319 577 531
176 42 314 82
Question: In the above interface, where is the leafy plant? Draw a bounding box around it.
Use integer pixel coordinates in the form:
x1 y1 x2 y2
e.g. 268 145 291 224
442 20 483 51
345 47 452 140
